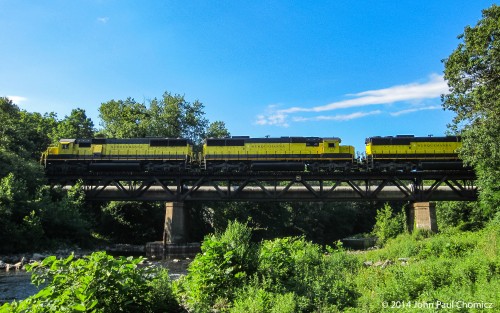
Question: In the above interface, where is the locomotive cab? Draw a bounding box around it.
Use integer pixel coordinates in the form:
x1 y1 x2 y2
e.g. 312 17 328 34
322 138 339 153
58 139 77 153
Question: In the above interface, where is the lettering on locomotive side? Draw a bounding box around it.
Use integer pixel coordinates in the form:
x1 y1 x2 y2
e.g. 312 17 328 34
103 144 185 149
415 143 455 148
248 144 290 149
105 144 142 149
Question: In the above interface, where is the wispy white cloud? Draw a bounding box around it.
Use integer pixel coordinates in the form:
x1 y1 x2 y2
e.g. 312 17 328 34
7 95 27 104
255 104 289 127
97 17 109 24
255 74 448 127
389 105 441 116
292 110 382 122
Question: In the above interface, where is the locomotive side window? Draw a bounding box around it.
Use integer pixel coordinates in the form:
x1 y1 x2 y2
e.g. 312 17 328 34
62 144 70 150
150 139 169 147
206 139 225 146
226 139 245 146
328 143 335 148
169 139 188 146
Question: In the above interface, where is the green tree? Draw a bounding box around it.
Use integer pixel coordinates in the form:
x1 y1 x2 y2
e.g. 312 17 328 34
98 92 229 146
436 201 488 231
0 97 32 158
20 111 58 159
147 92 209 143
37 183 92 246
53 108 94 141
98 98 149 138
0 172 52 252
1 97 59 161
442 4 500 213
206 121 231 138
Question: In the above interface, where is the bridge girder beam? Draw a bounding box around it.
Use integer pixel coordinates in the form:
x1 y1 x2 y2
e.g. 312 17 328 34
49 171 478 202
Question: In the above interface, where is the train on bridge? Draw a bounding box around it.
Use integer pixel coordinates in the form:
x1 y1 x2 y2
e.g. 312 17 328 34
41 135 463 174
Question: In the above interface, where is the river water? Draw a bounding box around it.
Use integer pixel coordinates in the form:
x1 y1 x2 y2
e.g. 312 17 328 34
0 271 39 304
0 258 191 304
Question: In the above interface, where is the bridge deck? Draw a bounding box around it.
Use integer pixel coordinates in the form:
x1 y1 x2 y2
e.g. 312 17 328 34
49 170 477 202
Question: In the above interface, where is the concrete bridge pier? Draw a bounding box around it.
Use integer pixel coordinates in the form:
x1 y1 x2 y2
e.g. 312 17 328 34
163 202 187 245
408 202 438 233
144 201 200 259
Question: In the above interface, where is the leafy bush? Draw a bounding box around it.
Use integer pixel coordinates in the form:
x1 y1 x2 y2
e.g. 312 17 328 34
372 203 407 246
230 282 297 313
0 175 93 252
175 220 256 312
256 237 359 311
175 221 360 312
37 184 92 246
1 251 179 313
436 201 488 230
355 218 500 312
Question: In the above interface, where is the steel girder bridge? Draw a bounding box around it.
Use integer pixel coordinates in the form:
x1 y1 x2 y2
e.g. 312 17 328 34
48 170 477 202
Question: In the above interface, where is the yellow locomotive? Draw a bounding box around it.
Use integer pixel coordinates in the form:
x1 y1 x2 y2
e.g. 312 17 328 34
41 138 194 174
365 135 462 171
202 136 355 171
41 135 465 174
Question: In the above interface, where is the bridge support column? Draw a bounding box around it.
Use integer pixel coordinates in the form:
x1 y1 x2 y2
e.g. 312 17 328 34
409 202 438 233
163 202 187 245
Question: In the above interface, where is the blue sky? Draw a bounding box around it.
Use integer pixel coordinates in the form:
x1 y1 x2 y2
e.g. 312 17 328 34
0 1 495 152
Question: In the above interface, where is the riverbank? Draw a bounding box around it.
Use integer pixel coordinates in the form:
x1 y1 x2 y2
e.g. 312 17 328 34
0 244 196 304
0 242 199 272
0 254 193 304
0 248 94 273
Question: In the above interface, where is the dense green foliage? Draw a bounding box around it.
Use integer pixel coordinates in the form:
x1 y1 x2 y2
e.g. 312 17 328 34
97 201 164 244
0 91 231 251
178 218 498 312
0 173 91 252
52 109 94 142
442 4 500 214
1 252 179 313
175 221 360 312
372 203 407 246
98 92 229 146
199 201 379 245
354 215 500 312
436 201 489 231
2 214 498 312
0 97 96 251
175 221 257 311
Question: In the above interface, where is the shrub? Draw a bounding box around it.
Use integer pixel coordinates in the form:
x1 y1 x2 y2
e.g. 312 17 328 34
355 218 500 312
175 220 256 312
1 251 179 313
372 203 407 246
436 201 488 230
257 237 359 311
230 282 297 313
37 184 91 246
175 222 360 312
